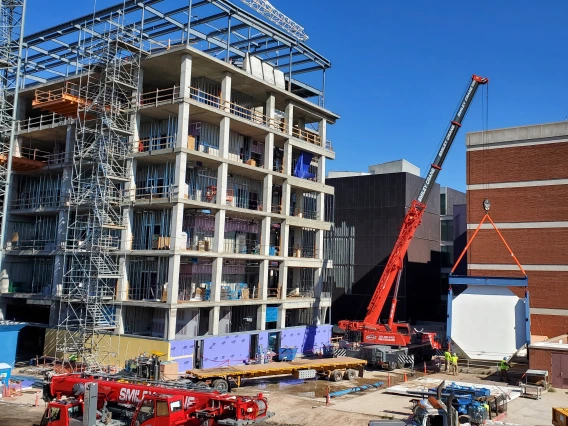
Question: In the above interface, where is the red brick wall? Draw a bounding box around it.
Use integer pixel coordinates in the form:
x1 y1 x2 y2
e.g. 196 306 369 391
466 140 568 338
529 347 552 376
467 143 568 185
467 186 568 223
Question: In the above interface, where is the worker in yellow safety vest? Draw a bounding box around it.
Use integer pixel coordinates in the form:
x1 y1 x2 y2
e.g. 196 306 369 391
500 357 511 382
444 350 451 372
451 353 458 376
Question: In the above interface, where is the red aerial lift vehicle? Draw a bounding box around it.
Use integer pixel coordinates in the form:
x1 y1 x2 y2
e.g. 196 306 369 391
36 373 272 426
338 75 489 366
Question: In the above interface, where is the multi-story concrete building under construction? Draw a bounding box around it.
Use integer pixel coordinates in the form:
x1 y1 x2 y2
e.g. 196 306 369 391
0 0 338 371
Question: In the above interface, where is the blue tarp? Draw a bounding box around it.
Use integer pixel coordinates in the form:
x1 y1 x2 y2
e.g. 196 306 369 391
293 151 315 180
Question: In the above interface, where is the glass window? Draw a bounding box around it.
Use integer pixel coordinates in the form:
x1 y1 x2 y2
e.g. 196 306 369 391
170 400 182 413
49 408 61 422
441 220 453 242
156 400 169 417
136 399 155 424
440 193 447 215
441 246 453 267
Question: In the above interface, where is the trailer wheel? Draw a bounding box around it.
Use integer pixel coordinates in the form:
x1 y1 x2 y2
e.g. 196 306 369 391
195 381 209 389
331 370 343 382
344 369 357 380
385 362 396 371
212 378 229 392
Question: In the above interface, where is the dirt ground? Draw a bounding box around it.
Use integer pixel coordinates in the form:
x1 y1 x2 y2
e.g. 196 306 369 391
0 365 558 426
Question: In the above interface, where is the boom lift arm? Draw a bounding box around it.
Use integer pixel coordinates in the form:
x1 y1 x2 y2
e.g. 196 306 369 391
338 75 488 341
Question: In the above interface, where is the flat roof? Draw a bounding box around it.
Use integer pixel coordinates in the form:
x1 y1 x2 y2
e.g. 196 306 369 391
467 121 568 147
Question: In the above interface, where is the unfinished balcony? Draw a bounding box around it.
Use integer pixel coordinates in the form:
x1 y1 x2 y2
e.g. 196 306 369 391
127 256 169 301
4 257 54 295
134 163 176 203
137 115 178 153
286 268 316 299
290 191 320 221
288 227 318 259
221 259 261 301
291 149 320 182
32 82 90 117
223 217 262 255
12 174 62 211
131 209 172 251
182 212 215 252
178 259 213 303
227 173 263 212
5 215 58 253
184 166 219 205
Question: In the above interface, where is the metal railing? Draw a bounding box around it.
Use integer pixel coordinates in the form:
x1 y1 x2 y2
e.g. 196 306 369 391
12 195 60 210
33 81 83 105
133 184 178 202
138 86 182 107
288 246 318 259
16 113 72 132
290 207 319 221
136 136 175 153
5 239 59 251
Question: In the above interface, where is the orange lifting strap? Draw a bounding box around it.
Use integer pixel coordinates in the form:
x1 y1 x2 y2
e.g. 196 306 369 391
451 212 527 276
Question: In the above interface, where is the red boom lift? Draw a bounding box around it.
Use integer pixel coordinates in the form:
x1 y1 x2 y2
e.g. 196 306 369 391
37 373 272 426
338 75 488 356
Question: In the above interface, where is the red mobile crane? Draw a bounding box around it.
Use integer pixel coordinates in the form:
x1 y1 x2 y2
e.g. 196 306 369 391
338 75 488 359
37 373 272 426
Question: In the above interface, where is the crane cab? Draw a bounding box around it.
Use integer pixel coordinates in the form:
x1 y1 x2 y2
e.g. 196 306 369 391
132 395 187 426
36 399 84 426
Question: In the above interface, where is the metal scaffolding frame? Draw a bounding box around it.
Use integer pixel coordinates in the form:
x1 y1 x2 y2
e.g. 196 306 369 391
0 0 26 270
56 7 145 371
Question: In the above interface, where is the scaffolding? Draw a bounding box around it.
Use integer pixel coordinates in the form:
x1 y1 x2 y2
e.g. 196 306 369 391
0 0 26 269
55 8 145 371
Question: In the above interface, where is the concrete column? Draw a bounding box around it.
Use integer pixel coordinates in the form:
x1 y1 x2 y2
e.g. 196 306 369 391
260 217 270 256
209 306 220 335
314 268 323 299
219 117 230 159
167 203 184 304
319 119 327 150
277 305 286 328
316 230 324 261
49 302 59 327
221 71 232 111
297 117 306 131
174 152 188 196
316 192 325 222
278 261 288 300
216 162 228 207
283 141 293 175
0 301 7 321
318 156 326 185
282 182 291 217
213 210 226 253
256 304 266 331
114 306 125 335
165 307 177 340
131 68 144 151
294 188 304 217
211 258 223 302
262 175 272 213
285 102 293 136
280 221 290 258
292 266 300 293
116 255 129 302
259 260 269 301
264 93 275 171
177 55 192 149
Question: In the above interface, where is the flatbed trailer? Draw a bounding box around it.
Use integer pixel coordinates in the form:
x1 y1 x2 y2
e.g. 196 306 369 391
184 356 367 391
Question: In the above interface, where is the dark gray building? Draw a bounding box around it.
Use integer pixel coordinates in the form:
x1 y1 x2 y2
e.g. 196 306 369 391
326 160 444 324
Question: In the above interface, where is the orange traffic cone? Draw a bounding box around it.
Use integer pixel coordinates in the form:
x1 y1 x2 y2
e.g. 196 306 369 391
404 373 407 382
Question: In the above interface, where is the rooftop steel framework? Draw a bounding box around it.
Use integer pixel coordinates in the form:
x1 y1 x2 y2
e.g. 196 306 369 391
19 0 330 102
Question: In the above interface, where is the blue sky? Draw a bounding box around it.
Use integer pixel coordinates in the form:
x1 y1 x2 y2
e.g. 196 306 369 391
25 0 568 192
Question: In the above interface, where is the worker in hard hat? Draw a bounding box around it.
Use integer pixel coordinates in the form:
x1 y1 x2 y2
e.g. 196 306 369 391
443 349 451 372
500 357 511 382
451 353 459 376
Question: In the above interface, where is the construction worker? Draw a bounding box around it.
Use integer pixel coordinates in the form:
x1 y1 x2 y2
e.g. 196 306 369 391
500 357 511 382
451 353 458 376
444 350 451 372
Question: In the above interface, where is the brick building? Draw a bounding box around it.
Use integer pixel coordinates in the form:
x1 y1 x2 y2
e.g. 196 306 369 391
466 122 568 338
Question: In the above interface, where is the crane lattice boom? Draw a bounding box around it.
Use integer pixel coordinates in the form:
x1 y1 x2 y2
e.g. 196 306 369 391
240 0 308 41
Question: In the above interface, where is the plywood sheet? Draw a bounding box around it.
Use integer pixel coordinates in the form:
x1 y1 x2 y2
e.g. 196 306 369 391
451 286 526 361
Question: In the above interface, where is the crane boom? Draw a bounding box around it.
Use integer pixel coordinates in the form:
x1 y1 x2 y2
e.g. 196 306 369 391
338 75 488 345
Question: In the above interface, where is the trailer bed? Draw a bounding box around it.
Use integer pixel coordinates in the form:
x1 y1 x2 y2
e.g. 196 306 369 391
186 356 366 384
